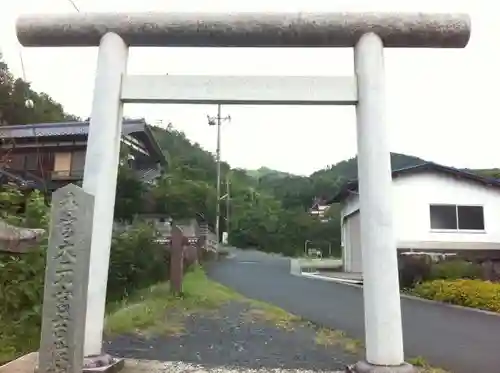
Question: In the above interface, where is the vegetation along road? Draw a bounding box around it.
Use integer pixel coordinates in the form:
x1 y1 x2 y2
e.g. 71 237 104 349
207 248 500 373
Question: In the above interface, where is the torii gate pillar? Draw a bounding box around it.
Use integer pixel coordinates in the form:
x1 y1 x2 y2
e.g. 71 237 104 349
81 32 128 358
16 11 470 373
354 32 407 372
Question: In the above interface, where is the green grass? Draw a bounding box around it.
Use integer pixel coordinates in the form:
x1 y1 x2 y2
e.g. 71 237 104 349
104 266 242 336
314 327 363 355
105 266 308 336
105 266 368 359
241 300 301 330
408 356 450 373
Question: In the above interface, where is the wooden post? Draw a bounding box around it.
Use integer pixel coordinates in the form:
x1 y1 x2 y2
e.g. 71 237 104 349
170 225 184 296
196 236 204 264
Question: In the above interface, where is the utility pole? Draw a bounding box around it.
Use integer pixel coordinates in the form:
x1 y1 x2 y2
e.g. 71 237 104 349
225 175 231 241
207 104 231 250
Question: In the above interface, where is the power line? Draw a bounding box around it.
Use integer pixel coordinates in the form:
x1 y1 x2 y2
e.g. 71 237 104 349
18 50 27 81
66 0 81 12
17 0 80 83
10 0 81 189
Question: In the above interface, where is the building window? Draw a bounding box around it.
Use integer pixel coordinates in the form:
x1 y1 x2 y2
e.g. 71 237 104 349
429 204 485 231
25 153 39 170
53 152 72 177
457 206 485 230
70 151 86 173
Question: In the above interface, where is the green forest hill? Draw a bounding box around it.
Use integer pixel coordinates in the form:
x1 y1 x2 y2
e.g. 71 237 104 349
1 53 499 257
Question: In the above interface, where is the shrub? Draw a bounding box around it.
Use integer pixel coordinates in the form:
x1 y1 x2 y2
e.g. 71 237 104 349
413 279 500 313
398 254 485 289
0 190 48 364
429 259 482 281
398 254 433 288
107 221 169 302
0 185 26 219
0 246 46 363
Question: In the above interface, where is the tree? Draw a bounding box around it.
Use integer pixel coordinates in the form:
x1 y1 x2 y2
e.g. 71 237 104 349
152 172 216 222
114 165 146 222
0 54 79 126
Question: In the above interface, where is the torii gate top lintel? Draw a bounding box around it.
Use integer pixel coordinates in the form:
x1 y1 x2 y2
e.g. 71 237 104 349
16 12 470 49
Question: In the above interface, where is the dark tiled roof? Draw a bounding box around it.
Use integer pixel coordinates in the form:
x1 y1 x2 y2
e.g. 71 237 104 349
0 119 167 165
327 162 500 204
0 119 147 139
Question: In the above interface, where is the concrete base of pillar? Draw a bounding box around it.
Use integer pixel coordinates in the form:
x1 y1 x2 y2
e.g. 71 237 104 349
348 361 417 373
83 354 125 373
33 354 124 373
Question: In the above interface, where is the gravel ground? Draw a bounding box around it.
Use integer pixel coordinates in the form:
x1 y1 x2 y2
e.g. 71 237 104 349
104 301 357 371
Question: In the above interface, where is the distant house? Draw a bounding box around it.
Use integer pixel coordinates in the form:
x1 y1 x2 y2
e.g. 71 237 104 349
309 198 330 222
328 163 500 273
0 119 166 193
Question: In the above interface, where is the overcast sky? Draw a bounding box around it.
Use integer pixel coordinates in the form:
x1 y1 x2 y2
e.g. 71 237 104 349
0 0 497 176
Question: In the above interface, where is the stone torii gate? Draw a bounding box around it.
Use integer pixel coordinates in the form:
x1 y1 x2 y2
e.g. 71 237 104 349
16 11 470 373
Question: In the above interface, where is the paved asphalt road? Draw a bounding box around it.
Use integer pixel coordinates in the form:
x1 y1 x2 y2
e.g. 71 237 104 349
207 249 500 373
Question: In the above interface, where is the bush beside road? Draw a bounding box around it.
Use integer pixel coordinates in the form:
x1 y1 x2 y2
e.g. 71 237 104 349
413 279 500 313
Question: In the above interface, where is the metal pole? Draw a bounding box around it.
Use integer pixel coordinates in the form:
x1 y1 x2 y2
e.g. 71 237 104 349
215 104 222 251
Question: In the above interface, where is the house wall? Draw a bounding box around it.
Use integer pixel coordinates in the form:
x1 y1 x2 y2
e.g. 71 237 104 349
344 211 362 272
3 142 159 189
5 149 56 178
394 172 500 246
340 171 500 253
341 194 361 271
342 193 360 218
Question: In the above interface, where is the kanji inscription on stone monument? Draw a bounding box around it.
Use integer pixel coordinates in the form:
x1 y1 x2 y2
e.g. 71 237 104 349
38 184 94 373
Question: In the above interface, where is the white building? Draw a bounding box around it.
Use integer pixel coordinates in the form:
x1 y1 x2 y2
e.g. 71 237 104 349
329 163 500 273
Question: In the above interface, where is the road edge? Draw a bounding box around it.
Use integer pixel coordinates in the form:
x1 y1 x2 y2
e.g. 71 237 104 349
290 260 500 318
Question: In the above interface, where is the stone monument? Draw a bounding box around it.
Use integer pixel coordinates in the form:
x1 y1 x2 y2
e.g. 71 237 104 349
36 184 113 373
38 184 94 373
0 218 45 253
38 184 123 373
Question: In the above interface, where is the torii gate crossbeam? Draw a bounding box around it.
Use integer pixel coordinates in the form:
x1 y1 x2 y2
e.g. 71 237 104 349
16 11 470 373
